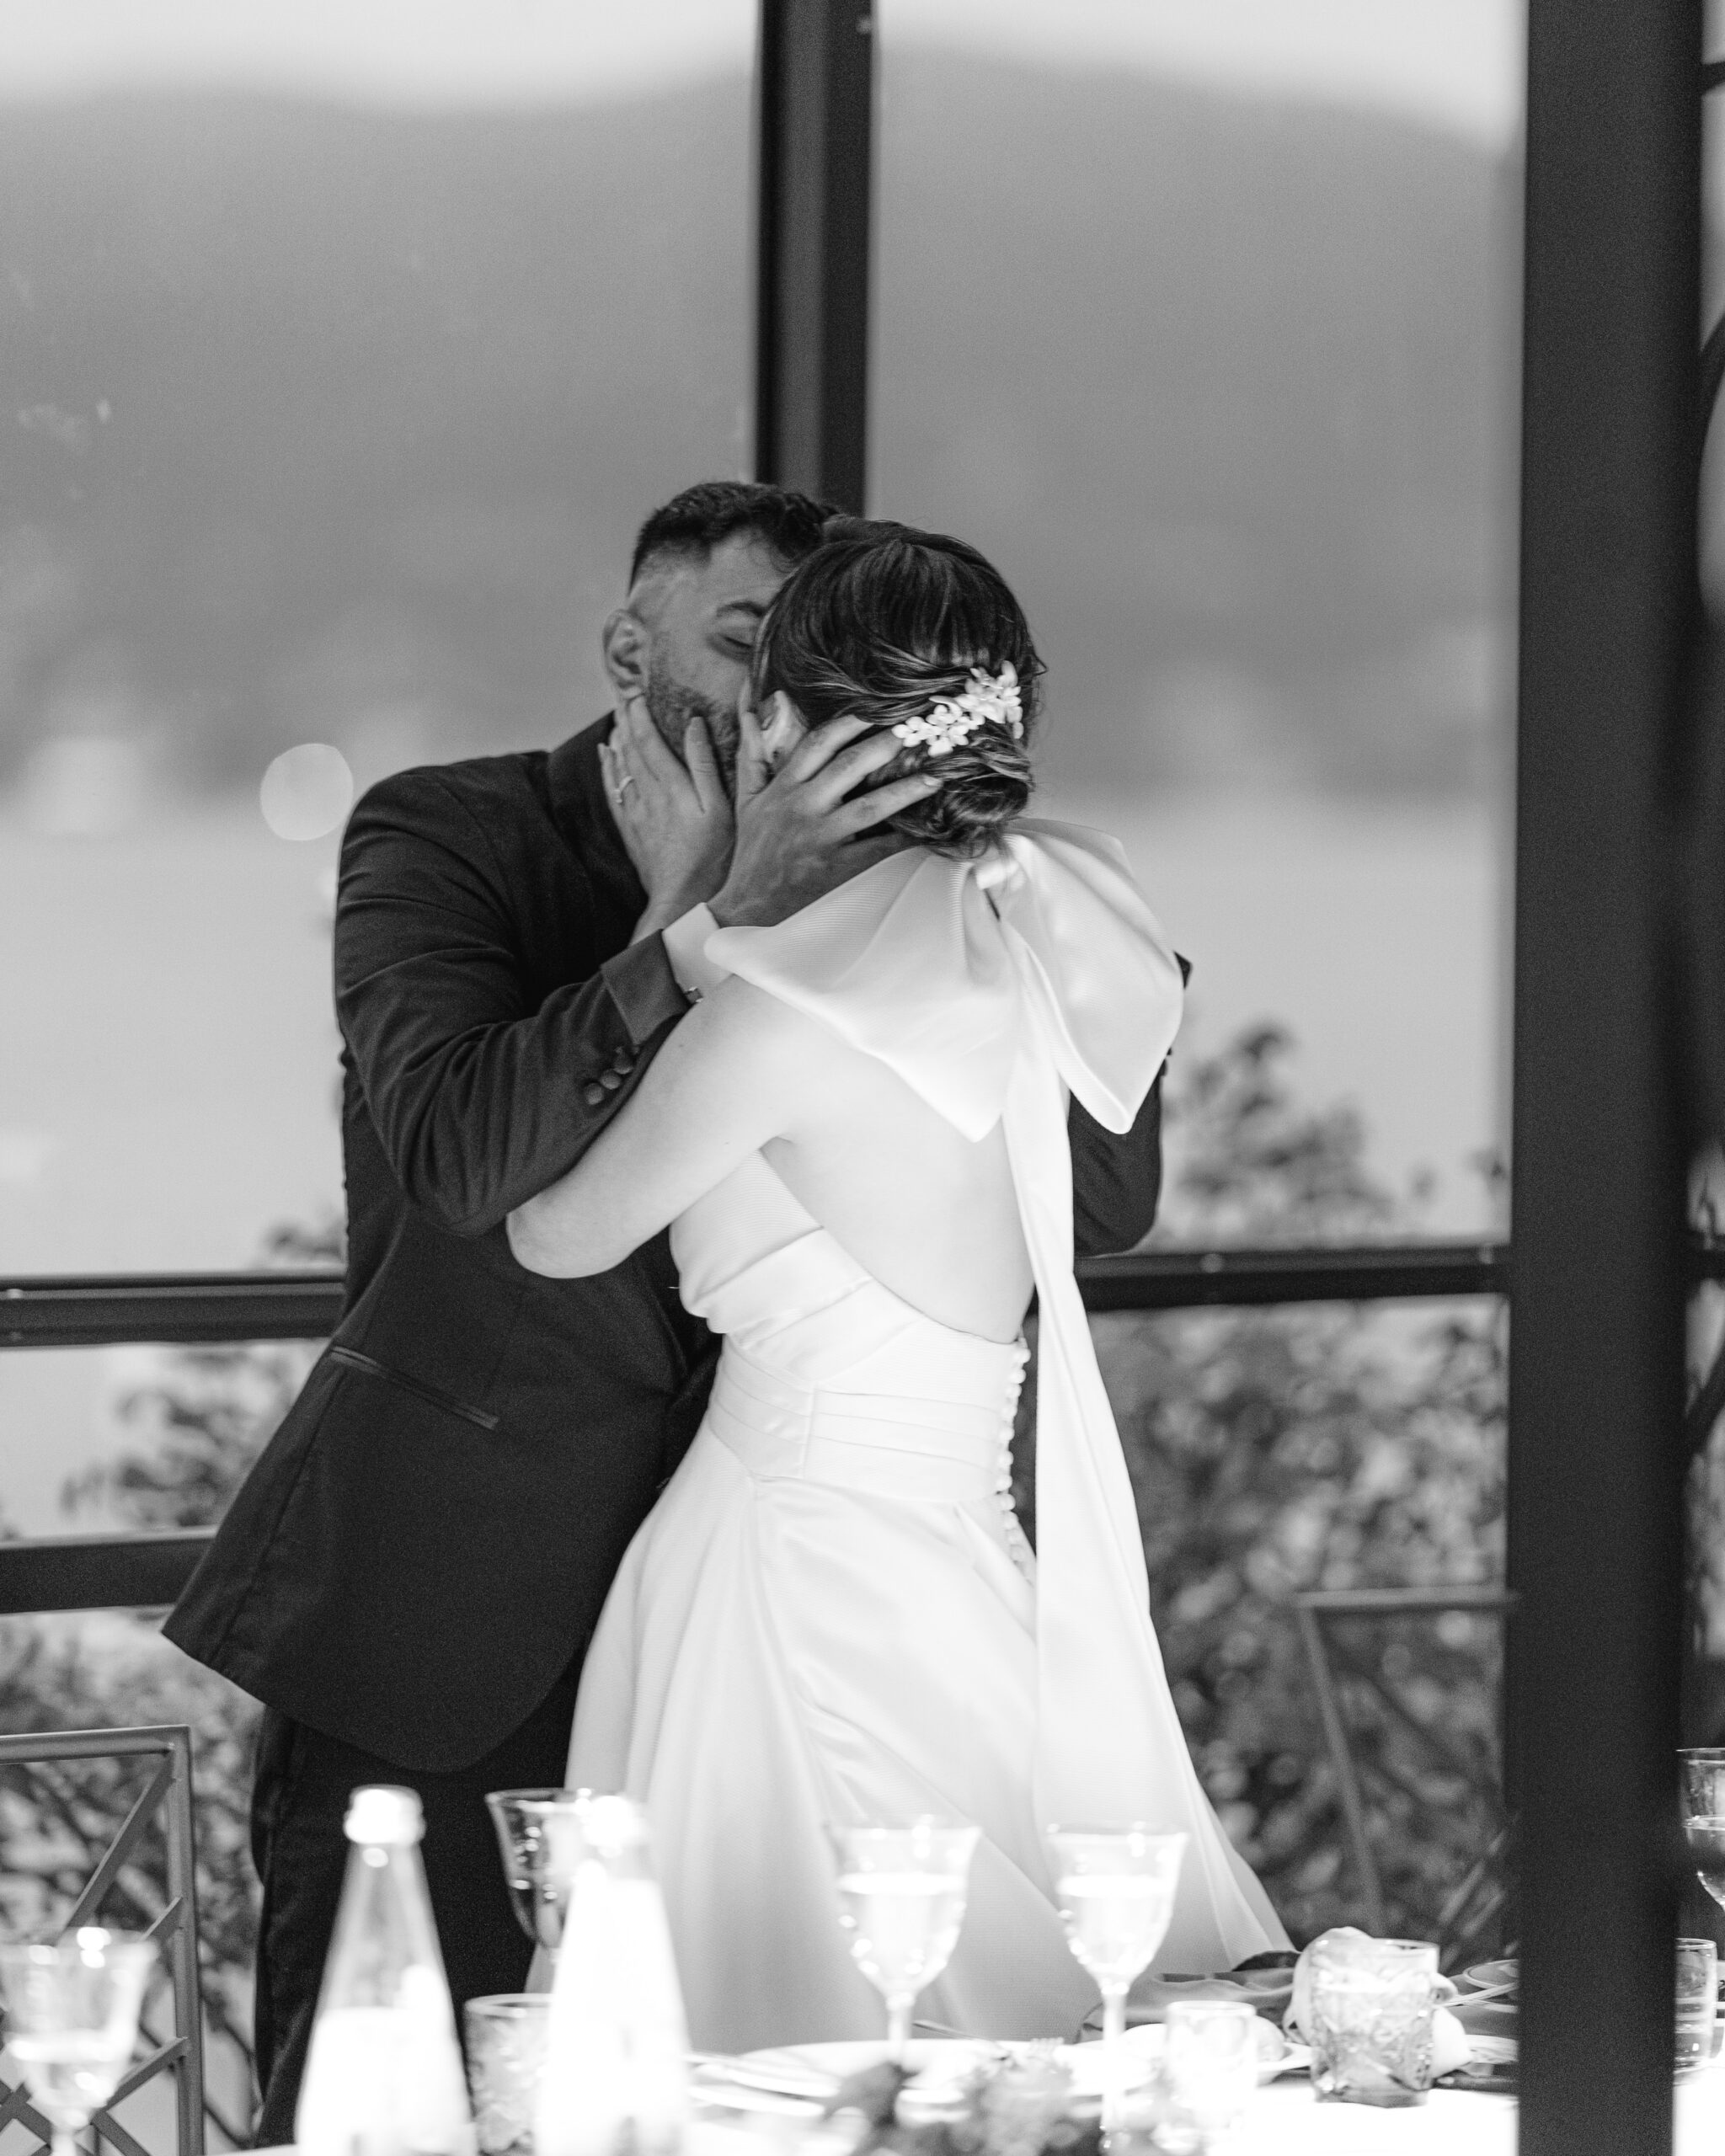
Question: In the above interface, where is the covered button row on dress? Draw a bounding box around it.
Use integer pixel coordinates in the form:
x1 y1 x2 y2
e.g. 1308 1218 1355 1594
582 1043 637 1107
997 1340 1036 1580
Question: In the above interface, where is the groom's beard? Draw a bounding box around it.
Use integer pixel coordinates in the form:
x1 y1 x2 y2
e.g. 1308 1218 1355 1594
644 659 740 794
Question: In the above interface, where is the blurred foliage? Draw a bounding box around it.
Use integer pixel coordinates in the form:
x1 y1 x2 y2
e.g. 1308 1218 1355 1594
1115 1025 1507 1946
1015 1025 1508 1950
0 1218 346 2140
0 1621 259 2143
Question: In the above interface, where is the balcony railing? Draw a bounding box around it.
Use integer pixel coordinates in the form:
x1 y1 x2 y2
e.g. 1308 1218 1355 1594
0 1242 1519 1348
2 1235 1722 1617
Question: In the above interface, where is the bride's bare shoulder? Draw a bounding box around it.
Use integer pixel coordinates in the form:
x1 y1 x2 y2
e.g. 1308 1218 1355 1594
677 974 860 1084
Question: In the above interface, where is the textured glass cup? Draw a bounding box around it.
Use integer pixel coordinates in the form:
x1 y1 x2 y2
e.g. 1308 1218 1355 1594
486 1789 593 1952
0 1930 156 2156
1306 1935 1442 2107
1676 1939 1717 2071
1161 1999 1260 2152
832 1821 980 2063
465 1993 550 2156
1048 1825 1186 2131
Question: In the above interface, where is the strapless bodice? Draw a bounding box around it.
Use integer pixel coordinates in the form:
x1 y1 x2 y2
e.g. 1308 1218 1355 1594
672 1153 1028 1515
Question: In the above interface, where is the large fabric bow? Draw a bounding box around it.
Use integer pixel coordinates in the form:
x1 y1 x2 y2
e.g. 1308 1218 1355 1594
708 821 1285 1971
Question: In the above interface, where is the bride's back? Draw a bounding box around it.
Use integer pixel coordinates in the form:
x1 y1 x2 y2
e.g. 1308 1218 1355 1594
759 1018 1033 1342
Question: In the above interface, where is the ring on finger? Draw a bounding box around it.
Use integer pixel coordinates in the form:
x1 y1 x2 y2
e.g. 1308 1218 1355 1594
616 772 637 795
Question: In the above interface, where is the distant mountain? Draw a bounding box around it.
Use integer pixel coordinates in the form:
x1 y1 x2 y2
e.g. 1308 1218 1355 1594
0 56 1515 802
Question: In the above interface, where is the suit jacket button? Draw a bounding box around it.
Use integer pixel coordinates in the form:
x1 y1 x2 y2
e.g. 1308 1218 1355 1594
613 1049 633 1074
582 1081 606 1107
600 1070 622 1091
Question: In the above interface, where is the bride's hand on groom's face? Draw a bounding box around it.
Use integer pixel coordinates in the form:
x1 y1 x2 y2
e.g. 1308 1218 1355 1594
606 692 735 934
708 709 946 929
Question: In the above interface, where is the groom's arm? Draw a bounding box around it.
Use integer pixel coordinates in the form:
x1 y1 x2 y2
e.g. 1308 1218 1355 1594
1067 953 1188 1256
335 767 691 1240
1068 1075 1166 1258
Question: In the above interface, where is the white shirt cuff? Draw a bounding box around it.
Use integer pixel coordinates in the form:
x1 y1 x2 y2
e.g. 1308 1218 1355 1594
660 904 729 1001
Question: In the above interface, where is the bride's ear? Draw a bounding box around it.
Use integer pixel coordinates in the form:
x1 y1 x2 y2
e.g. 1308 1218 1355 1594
757 690 806 768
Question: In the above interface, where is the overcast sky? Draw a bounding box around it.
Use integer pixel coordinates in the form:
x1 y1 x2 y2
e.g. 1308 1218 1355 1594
0 0 1523 147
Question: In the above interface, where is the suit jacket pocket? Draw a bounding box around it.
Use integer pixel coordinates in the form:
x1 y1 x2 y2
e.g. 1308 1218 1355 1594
350 1211 525 1407
326 1346 499 1431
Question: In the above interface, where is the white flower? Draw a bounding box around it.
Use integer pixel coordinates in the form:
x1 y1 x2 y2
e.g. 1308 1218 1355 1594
891 662 1024 756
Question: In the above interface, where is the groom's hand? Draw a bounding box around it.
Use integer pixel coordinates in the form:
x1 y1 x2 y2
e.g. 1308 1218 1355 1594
709 708 945 929
603 691 734 937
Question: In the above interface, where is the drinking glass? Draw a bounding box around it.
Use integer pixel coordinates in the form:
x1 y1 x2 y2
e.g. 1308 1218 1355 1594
831 1821 980 2063
0 1929 156 2156
1161 2001 1260 2153
485 1789 594 1952
1679 1749 1725 1911
1306 1935 1443 2107
1047 1825 1186 2130
465 1993 551 2156
1676 1939 1717 2071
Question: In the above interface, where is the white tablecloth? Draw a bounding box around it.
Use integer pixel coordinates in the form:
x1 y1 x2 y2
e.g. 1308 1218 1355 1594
1234 2063 1725 2154
689 2057 1725 2156
264 2054 1725 2156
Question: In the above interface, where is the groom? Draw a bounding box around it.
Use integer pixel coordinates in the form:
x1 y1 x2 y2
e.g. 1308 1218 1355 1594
166 480 1173 2142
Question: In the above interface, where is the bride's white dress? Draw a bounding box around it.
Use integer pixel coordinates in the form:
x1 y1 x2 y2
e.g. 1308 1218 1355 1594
565 822 1287 2052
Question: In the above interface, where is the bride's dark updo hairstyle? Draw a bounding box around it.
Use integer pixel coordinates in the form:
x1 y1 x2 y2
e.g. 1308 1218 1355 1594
750 519 1044 858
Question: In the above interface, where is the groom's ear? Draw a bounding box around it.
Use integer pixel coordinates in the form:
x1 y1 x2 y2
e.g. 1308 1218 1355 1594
602 608 649 702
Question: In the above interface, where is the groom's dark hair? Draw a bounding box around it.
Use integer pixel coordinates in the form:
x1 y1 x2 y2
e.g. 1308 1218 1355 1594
629 480 841 586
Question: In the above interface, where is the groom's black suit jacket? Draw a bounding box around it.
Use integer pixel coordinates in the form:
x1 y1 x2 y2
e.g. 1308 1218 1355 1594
165 719 1170 1773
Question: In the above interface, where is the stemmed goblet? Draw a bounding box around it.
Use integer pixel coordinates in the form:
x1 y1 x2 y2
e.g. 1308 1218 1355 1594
832 1820 980 2064
486 1789 594 1956
1048 1825 1187 2132
1680 1748 1725 1914
0 1929 156 2156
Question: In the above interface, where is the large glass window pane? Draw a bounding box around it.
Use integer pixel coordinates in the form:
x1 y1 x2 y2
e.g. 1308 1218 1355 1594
0 0 754 1278
874 0 1522 1239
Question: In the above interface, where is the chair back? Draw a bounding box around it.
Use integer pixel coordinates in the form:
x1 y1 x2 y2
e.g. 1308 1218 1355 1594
0 1724 205 2156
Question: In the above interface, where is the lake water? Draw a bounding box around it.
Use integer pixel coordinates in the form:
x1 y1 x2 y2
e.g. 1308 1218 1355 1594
0 792 1502 1534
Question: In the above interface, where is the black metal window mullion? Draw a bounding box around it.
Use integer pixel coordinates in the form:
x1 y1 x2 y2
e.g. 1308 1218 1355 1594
1508 1 1701 2148
752 0 874 512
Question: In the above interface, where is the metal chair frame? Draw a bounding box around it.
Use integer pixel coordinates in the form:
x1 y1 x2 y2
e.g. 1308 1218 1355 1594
1295 1587 1515 1959
0 1725 205 2156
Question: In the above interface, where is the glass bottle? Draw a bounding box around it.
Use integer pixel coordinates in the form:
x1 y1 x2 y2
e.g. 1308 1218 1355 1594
296 1785 476 2156
535 1795 688 2156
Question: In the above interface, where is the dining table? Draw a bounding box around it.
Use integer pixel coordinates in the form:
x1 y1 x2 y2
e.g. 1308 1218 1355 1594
678 1969 1725 2156
682 2060 1725 2156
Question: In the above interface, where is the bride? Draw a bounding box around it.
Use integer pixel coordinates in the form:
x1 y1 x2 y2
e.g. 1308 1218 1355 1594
507 524 1287 2051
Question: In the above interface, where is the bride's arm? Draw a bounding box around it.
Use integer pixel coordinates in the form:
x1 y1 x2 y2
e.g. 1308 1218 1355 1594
505 979 820 1277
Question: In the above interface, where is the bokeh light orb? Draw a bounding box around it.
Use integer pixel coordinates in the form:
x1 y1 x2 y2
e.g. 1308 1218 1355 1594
260 743 354 841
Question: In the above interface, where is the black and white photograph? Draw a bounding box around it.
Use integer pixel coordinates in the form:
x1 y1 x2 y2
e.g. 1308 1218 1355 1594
0 1 1716 2151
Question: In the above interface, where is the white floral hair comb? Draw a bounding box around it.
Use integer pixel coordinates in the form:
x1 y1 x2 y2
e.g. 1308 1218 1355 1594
890 662 1023 757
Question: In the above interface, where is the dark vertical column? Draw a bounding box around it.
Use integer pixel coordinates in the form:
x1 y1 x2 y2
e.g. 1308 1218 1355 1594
753 0 874 513
1509 0 1699 2149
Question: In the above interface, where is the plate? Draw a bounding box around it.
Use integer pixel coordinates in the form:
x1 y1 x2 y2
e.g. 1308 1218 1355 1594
721 2039 996 2100
691 2076 826 2121
1088 2024 1311 2089
1461 1959 1519 1997
707 2027 1311 2116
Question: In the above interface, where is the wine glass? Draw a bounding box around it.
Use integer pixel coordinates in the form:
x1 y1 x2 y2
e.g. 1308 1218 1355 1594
1680 1748 1725 1912
0 1929 156 2156
831 1820 980 2063
1048 1825 1186 2130
486 1789 594 1952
